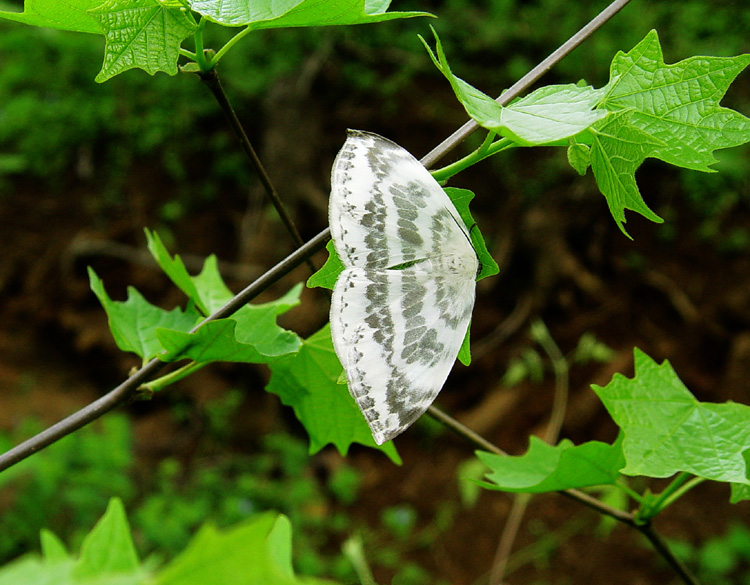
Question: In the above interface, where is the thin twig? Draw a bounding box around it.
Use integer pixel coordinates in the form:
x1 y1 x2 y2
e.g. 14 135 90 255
490 493 531 585
198 68 318 275
0 230 329 474
490 319 569 585
639 523 701 585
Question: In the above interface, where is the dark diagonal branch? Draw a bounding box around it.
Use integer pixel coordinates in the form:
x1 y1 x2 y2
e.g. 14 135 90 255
0 229 329 474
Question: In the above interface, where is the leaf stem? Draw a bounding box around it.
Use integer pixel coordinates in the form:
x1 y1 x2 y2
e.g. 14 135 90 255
143 361 208 392
638 472 700 520
209 26 254 68
193 18 211 72
658 477 705 509
430 137 515 183
615 478 645 504
179 48 197 61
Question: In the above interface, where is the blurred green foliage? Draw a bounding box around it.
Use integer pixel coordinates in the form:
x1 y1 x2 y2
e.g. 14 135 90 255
0 398 456 584
670 523 750 585
0 415 134 561
1 0 747 229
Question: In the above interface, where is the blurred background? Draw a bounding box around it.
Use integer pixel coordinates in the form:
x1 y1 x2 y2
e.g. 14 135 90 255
1 0 750 583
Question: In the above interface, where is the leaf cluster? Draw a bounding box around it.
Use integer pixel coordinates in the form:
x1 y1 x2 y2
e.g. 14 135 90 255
0 498 335 585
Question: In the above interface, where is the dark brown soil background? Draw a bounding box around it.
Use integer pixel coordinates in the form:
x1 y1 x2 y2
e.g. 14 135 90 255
2 7 750 585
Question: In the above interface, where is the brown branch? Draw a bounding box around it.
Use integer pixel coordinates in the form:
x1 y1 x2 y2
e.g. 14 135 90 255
198 68 317 275
0 229 329 474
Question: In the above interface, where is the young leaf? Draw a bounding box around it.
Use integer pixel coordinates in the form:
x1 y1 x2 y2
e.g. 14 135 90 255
593 349 750 486
73 498 140 580
154 513 330 585
40 530 69 563
475 436 625 493
156 284 303 363
445 187 498 281
567 142 591 176
306 240 343 290
0 556 74 585
601 29 750 172
89 0 197 83
89 267 202 362
145 230 207 308
0 0 103 32
266 324 401 463
190 0 430 29
421 28 607 145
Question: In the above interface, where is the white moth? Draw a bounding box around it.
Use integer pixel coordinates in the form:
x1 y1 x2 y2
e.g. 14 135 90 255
329 130 479 444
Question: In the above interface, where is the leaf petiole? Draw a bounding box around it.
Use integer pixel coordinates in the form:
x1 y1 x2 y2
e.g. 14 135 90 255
648 473 704 516
209 26 254 68
193 18 211 71
142 361 207 392
614 478 645 504
635 472 699 522
431 136 515 183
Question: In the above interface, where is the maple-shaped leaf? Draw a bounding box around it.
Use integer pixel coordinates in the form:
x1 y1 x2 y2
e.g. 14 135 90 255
475 435 625 494
89 0 197 83
588 110 665 233
89 267 202 362
156 285 303 364
593 349 750 487
601 29 750 172
266 324 401 463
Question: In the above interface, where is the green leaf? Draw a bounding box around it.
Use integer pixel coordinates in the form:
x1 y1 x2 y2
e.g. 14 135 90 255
0 0 103 33
475 436 625 493
190 0 430 29
593 349 750 485
146 230 207 311
266 324 401 463
421 28 607 145
567 142 591 176
73 498 139 579
89 267 202 361
730 483 750 504
89 0 197 83
443 187 496 367
40 530 69 563
145 229 254 317
306 240 343 290
444 187 498 281
586 110 665 236
154 513 320 585
156 285 303 363
0 556 74 585
602 29 750 172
